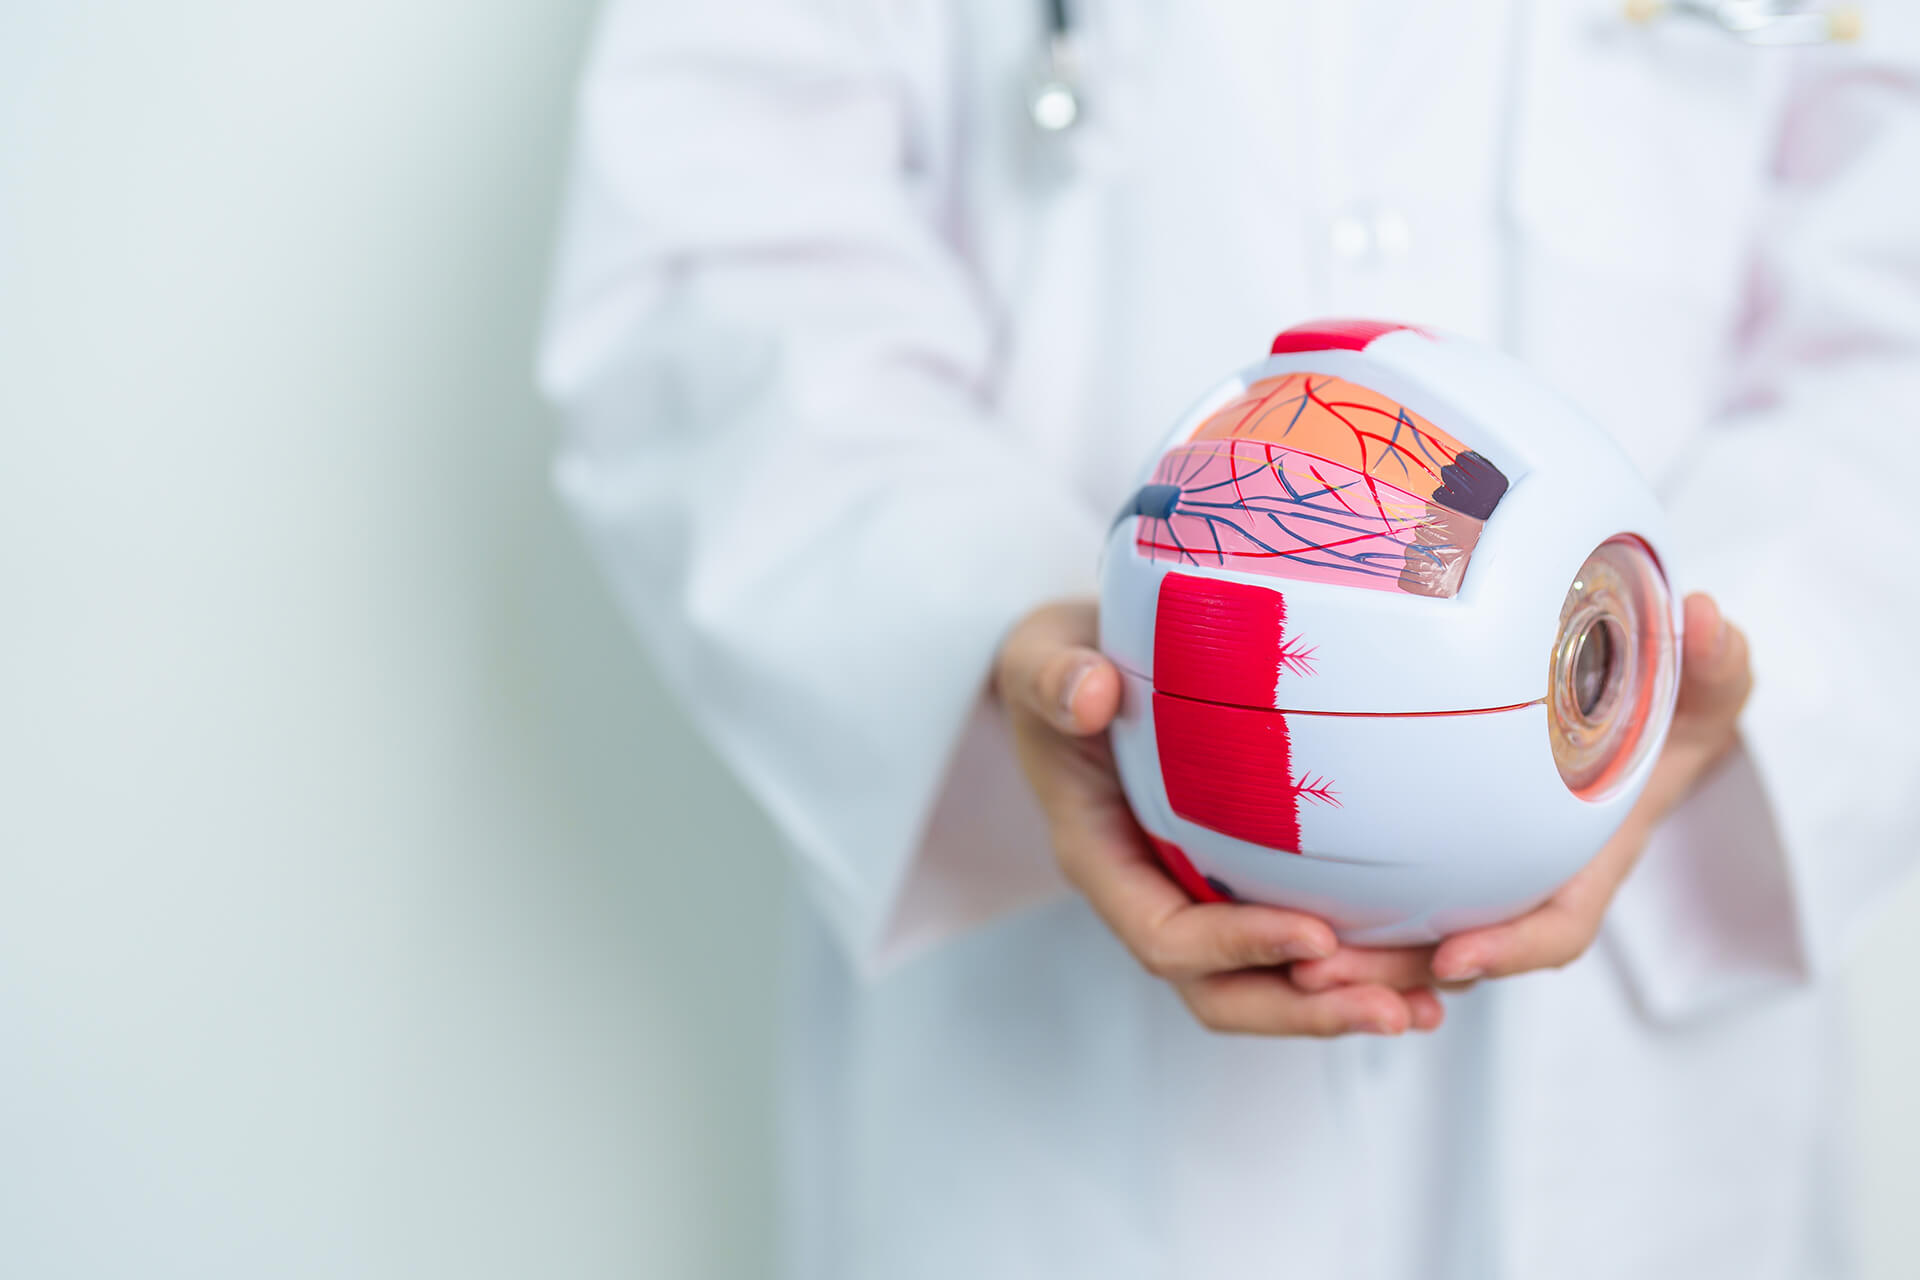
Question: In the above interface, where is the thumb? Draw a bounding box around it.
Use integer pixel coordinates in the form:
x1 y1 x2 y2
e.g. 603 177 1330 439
1677 592 1752 721
995 601 1123 736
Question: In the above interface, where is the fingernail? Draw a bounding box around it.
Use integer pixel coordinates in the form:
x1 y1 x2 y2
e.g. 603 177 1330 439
1280 937 1334 963
1437 964 1482 983
1365 1014 1404 1036
1057 658 1096 727
1286 963 1329 991
1710 617 1729 660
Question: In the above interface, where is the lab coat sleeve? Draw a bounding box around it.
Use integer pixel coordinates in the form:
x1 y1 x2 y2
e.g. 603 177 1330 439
538 1 1093 976
1606 50 1920 1022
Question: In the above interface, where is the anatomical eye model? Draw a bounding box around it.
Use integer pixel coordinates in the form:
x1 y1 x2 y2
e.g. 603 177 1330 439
1099 321 1679 944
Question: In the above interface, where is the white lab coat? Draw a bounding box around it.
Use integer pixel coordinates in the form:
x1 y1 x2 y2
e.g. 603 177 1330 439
540 2 1920 1276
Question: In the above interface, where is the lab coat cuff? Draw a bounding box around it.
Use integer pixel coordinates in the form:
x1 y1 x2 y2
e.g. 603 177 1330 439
832 506 1101 981
1604 739 1811 1024
859 696 1074 976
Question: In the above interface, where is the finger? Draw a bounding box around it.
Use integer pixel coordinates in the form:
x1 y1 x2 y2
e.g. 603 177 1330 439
1678 593 1752 718
996 602 1123 736
1053 821 1340 978
1288 945 1437 994
1403 987 1447 1032
1058 653 1123 736
1430 894 1598 982
1136 902 1343 979
1681 592 1725 666
1071 852 1339 978
1182 970 1412 1037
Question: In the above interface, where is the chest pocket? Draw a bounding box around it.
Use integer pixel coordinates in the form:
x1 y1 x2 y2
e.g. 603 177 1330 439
1511 5 1780 310
1505 4 1793 482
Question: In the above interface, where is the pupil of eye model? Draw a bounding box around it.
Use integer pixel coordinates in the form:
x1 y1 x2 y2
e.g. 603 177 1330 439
1572 621 1615 720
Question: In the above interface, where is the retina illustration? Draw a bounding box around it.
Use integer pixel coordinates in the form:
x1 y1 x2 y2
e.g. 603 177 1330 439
1125 372 1510 598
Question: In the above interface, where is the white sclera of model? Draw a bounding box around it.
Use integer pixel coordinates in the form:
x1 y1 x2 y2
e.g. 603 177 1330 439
1099 326 1684 945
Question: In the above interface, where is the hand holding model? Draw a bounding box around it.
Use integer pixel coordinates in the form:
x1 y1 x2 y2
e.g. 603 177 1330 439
996 598 1446 1036
997 321 1755 1035
995 590 1750 1035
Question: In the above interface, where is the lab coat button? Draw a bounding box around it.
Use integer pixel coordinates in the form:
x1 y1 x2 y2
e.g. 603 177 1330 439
1374 208 1412 258
1328 213 1372 261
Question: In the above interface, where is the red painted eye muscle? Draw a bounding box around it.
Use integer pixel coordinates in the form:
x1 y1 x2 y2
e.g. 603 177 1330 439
1150 574 1337 856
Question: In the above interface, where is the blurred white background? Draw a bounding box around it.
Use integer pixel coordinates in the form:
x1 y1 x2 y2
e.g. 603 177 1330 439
1 3 1916 1277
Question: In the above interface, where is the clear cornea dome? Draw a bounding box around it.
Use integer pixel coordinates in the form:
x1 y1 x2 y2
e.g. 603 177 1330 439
1548 536 1676 800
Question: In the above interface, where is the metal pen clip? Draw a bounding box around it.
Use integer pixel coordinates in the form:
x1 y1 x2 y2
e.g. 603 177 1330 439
1623 0 1863 44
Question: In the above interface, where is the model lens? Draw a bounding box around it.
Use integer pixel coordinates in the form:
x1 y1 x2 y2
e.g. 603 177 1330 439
1569 617 1621 720
1548 537 1675 799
